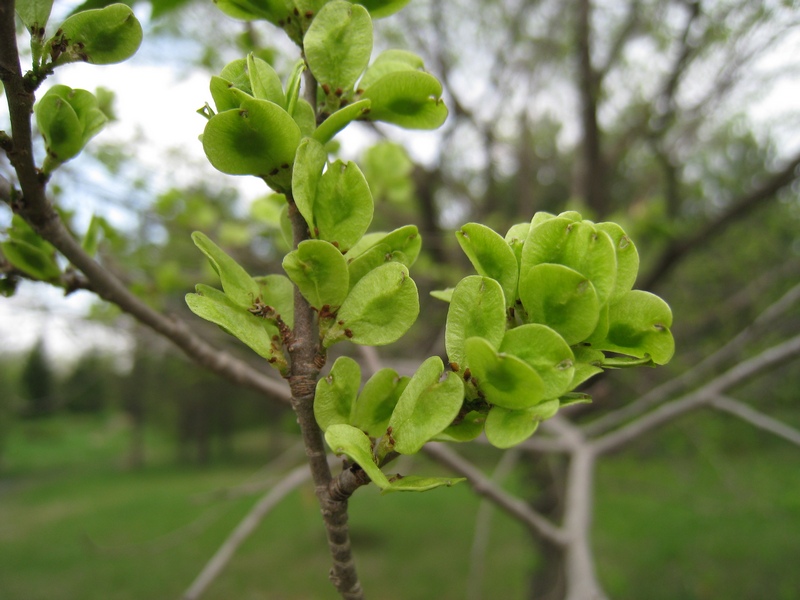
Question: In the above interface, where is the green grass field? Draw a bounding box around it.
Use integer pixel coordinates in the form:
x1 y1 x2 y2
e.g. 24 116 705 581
1 413 798 599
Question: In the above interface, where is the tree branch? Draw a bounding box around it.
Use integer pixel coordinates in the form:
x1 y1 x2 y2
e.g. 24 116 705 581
182 463 313 600
0 2 291 405
584 279 800 437
641 150 800 289
708 394 800 448
423 442 568 546
591 334 800 455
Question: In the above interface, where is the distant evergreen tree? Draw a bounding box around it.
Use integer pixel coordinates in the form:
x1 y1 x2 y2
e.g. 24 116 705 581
20 340 57 418
63 352 116 414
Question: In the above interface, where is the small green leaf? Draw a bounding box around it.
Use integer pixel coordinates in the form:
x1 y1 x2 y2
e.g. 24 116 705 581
0 240 61 281
191 232 260 308
305 1 373 95
445 276 506 371
592 290 675 365
282 239 349 310
504 222 530 267
382 475 466 494
521 216 617 306
254 274 295 329
81 214 102 256
247 53 286 106
351 368 409 437
35 85 107 171
323 262 419 347
596 221 639 298
355 0 411 19
186 285 284 368
388 356 464 455
456 223 519 308
570 345 604 389
359 49 424 90
484 400 559 449
291 98 317 138
211 0 288 23
434 411 486 442
518 263 600 345
313 99 372 145
292 137 328 228
500 324 575 400
284 58 306 115
313 160 374 251
50 4 142 66
314 357 361 431
324 424 390 488
362 70 448 129
202 97 300 192
16 0 54 32
464 337 545 410
346 225 421 288
291 139 374 252
430 288 454 303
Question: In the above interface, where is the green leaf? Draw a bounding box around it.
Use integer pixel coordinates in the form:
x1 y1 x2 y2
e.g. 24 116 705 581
382 475 466 494
314 356 361 431
359 49 424 91
312 160 374 251
291 139 374 252
570 345 604 389
362 70 448 129
456 222 519 308
434 411 486 442
351 368 409 437
305 1 373 94
484 400 559 449
388 356 464 455
291 98 317 138
445 275 506 371
211 0 288 23
284 58 306 116
81 214 102 256
464 337 545 410
247 53 286 106
430 288 454 303
191 232 260 308
345 225 421 288
518 263 600 346
50 4 142 66
500 324 575 400
292 137 328 228
592 290 675 365
185 285 284 368
355 0 410 19
282 239 349 310
323 262 419 347
254 274 295 329
596 221 639 298
202 97 300 192
35 85 107 171
0 240 61 281
504 222 530 267
313 99 372 145
521 216 617 306
324 424 390 489
16 0 54 32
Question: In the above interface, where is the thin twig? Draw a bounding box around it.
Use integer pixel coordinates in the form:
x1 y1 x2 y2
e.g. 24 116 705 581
466 448 521 600
591 334 800 455
423 442 568 546
708 395 800 448
584 280 800 437
182 463 313 600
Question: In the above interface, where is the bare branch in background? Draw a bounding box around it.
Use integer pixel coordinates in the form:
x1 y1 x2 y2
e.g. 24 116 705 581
708 395 800 448
591 334 800 455
182 463 313 600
